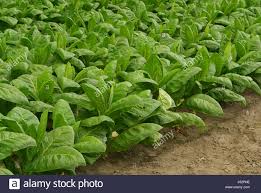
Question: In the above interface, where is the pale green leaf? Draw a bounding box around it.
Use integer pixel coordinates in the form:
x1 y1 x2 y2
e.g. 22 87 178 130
186 94 223 117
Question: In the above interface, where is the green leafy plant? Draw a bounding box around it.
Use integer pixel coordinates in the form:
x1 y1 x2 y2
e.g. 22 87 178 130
0 0 261 175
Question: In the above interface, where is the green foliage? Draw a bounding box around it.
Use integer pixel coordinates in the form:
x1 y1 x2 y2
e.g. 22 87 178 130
0 0 260 174
186 94 224 117
109 123 162 152
0 131 36 160
0 83 29 105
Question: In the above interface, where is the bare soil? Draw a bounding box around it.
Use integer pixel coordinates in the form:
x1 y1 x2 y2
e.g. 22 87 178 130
78 93 261 175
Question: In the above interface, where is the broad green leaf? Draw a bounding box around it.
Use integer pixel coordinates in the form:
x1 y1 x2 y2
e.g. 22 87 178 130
167 52 187 67
37 110 48 144
74 49 95 57
59 77 80 91
11 74 38 100
215 17 230 26
249 80 261 95
53 99 75 128
110 123 162 152
22 101 53 113
36 71 54 103
70 57 85 70
158 88 175 110
224 73 261 95
31 44 51 64
186 94 224 117
200 40 220 51
107 95 143 115
43 126 75 147
56 48 75 61
230 62 261 75
196 47 211 79
0 116 24 133
0 83 29 105
178 113 206 130
81 116 114 128
211 53 225 76
0 16 18 26
202 76 233 89
208 88 247 106
159 68 181 87
24 146 85 172
74 67 106 83
224 73 252 87
54 93 94 110
156 46 172 60
30 65 52 75
55 64 77 90
7 107 39 139
0 167 13 175
104 60 117 80
235 41 248 58
113 81 133 102
74 135 106 153
181 23 198 44
56 32 67 49
114 98 161 127
83 154 102 165
150 111 205 129
82 82 109 115
223 41 233 63
0 131 36 160
119 71 158 87
144 55 163 82
166 67 201 93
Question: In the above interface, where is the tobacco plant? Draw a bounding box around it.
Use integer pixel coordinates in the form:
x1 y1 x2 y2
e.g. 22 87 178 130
0 0 261 174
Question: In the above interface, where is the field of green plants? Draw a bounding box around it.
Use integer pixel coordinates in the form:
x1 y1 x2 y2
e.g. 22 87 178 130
0 0 261 175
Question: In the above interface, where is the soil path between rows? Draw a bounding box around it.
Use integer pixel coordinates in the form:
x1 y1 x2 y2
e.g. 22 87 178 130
78 93 261 175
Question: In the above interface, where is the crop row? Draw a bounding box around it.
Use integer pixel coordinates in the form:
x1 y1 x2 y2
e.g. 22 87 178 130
0 0 261 174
